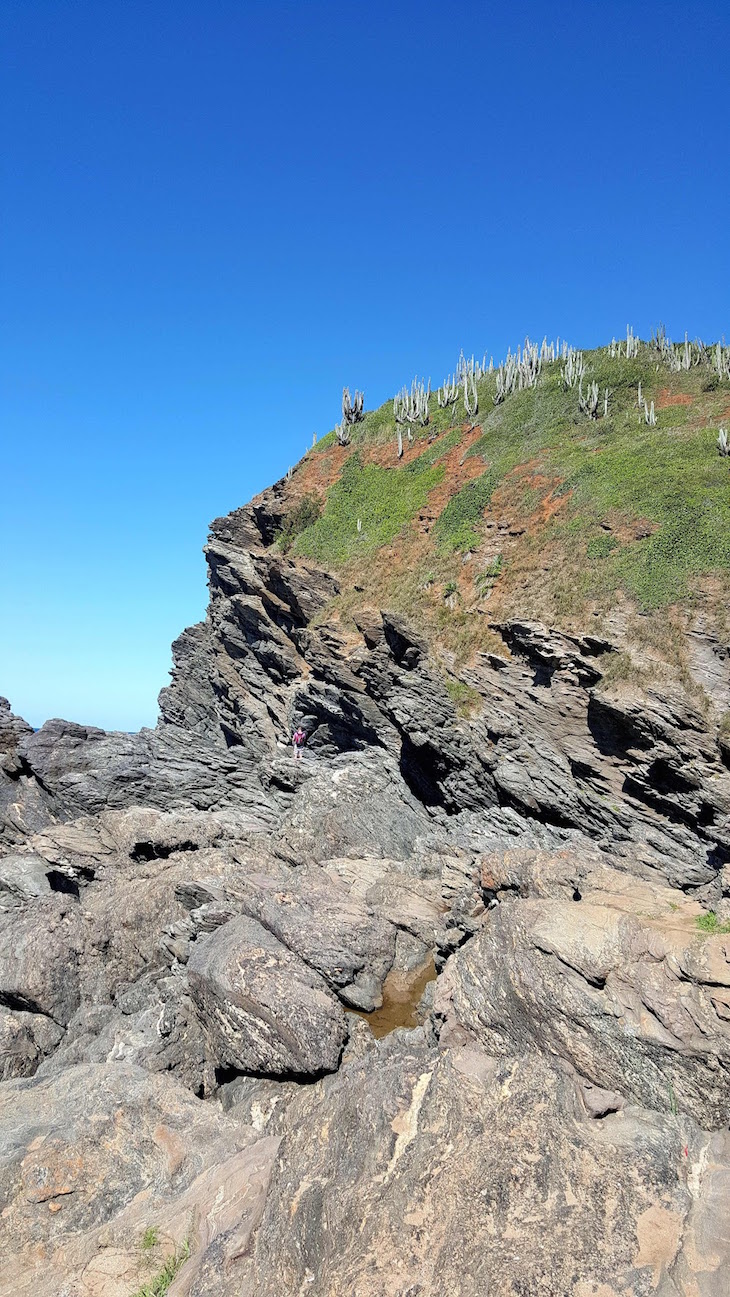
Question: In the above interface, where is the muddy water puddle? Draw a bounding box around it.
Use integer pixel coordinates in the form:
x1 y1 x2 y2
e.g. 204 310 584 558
348 956 437 1038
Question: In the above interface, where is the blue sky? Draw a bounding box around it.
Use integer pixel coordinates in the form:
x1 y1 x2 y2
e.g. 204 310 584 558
2 0 728 730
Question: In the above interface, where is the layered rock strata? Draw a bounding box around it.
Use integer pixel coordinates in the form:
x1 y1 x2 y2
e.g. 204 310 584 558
1 487 730 1294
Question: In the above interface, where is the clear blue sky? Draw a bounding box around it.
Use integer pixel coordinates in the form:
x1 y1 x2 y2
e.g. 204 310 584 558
2 1 728 731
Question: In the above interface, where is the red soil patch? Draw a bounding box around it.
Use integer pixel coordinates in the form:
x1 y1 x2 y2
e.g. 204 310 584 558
287 443 349 502
491 458 572 534
656 388 693 409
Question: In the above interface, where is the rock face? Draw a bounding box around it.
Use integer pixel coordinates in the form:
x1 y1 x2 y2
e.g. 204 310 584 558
2 487 730 1293
187 915 348 1077
439 852 730 1128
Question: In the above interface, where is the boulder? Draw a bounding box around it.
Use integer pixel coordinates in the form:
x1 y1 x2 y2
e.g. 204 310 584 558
187 915 347 1077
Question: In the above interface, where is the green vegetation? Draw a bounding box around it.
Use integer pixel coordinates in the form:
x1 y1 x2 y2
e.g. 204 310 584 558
287 339 730 661
586 534 619 560
444 676 482 717
695 911 730 935
294 451 443 565
133 1239 191 1297
141 1226 160 1252
434 472 497 553
277 493 322 553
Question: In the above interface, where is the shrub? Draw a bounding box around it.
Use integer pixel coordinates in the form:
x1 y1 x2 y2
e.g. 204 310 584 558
294 453 443 566
277 494 322 553
434 472 497 554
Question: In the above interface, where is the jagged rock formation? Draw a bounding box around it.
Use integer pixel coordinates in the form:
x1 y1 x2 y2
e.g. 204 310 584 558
2 482 730 1294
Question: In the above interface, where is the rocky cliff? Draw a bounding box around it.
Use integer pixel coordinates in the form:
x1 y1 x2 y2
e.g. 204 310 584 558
3 337 730 1295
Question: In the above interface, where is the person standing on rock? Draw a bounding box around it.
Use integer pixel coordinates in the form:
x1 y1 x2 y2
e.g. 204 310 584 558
292 726 306 761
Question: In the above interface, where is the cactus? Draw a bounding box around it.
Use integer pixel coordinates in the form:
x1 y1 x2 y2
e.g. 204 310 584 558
603 388 610 418
437 375 460 409
578 377 600 419
357 518 362 532
718 427 730 457
335 421 350 447
286 466 293 481
397 428 403 458
643 399 656 426
342 387 365 425
463 369 478 418
713 343 730 381
312 433 317 447
637 381 643 409
626 325 640 359
561 349 585 390
394 377 430 427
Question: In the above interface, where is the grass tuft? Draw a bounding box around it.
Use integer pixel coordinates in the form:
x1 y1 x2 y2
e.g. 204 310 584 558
695 911 730 935
132 1239 191 1297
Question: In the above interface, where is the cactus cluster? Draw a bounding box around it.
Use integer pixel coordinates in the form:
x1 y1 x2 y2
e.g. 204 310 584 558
463 370 478 418
608 326 640 359
335 421 351 447
342 387 365 425
713 344 730 381
394 377 431 427
437 374 460 409
561 348 585 391
643 399 657 426
577 378 611 420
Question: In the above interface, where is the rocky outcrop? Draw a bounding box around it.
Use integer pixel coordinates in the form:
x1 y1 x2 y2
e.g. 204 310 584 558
438 853 730 1127
0 1061 279 1297
238 1031 730 1297
3 487 730 1293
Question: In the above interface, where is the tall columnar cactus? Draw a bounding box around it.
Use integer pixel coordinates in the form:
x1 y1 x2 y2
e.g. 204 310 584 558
342 387 365 425
643 399 656 426
397 427 403 458
463 369 478 418
578 377 600 419
718 427 729 457
625 325 640 359
394 377 430 427
713 343 730 381
335 421 350 447
561 349 585 390
437 375 460 409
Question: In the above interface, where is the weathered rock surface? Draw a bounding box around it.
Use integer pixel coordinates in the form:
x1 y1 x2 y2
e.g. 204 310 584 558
236 1033 730 1297
0 1061 279 1297
187 914 348 1077
3 486 730 1292
440 849 730 1127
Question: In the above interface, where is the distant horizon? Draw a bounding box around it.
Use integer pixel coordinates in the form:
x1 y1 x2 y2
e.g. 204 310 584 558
3 0 728 730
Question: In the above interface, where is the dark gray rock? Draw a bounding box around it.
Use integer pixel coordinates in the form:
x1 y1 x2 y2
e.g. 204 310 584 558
235 865 397 1010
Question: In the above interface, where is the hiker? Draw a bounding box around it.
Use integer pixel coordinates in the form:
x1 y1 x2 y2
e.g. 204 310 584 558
292 725 306 761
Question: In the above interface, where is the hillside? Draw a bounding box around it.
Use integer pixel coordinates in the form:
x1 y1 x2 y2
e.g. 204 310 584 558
280 329 730 706
1 327 730 1295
